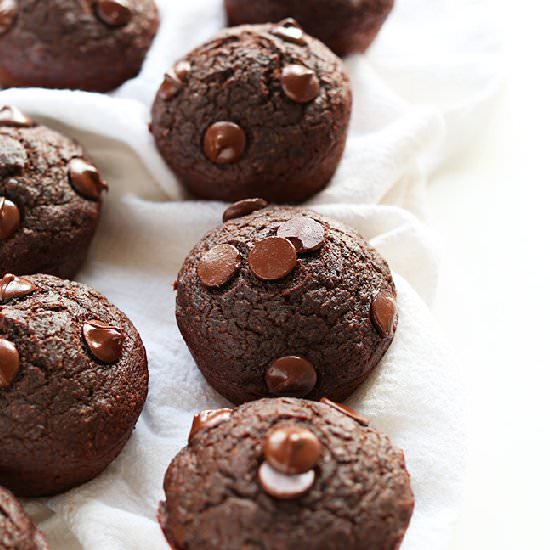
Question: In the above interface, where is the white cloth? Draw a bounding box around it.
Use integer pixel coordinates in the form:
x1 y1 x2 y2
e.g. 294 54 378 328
0 0 500 548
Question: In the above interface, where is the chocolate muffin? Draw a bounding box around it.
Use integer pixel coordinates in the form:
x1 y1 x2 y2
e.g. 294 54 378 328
0 486 48 549
0 0 159 92
0 106 104 278
151 21 352 203
224 0 394 57
0 273 148 497
176 205 397 404
159 398 414 550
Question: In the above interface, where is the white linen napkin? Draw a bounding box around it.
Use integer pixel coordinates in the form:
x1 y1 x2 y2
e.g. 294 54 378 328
0 0 500 548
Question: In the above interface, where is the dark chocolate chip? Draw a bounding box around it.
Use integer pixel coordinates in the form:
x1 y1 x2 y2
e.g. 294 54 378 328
158 61 191 101
271 18 306 45
197 244 241 288
0 0 17 36
277 216 325 253
0 338 19 388
264 425 321 475
258 462 315 499
370 292 397 338
203 121 246 165
95 0 132 27
265 356 317 397
281 65 320 104
68 158 108 200
248 237 297 281
222 198 269 222
0 197 20 240
83 320 124 364
0 274 37 302
320 397 370 426
0 105 33 127
188 408 233 442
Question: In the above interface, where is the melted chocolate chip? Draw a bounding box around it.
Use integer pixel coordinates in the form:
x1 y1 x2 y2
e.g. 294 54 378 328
82 320 124 364
0 338 19 388
276 216 325 253
0 274 37 302
203 122 246 165
265 356 317 397
188 408 233 442
159 61 191 101
0 105 33 128
264 425 321 475
370 292 397 338
222 198 269 223
94 0 132 27
0 197 20 240
68 158 108 200
0 0 17 36
320 397 370 426
258 462 315 499
248 237 297 281
197 244 241 288
271 18 306 46
281 65 320 104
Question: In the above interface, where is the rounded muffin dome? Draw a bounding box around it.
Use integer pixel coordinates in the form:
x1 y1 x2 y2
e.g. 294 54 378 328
176 205 398 404
151 21 352 203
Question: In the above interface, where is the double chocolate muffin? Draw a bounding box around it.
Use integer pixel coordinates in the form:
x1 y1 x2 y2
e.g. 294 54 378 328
0 273 148 497
176 204 398 404
0 106 104 278
159 398 414 550
151 21 352 203
0 486 48 549
0 0 159 91
225 0 394 57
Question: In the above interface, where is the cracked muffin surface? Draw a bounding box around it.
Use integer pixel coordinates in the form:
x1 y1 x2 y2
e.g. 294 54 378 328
160 398 414 550
151 21 352 203
0 486 48 549
176 205 398 405
0 107 104 278
0 273 148 497
0 0 159 92
224 0 394 57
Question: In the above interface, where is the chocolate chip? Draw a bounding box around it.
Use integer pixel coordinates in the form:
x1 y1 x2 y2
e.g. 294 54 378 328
203 121 246 165
265 356 317 397
248 237 297 281
222 198 269 223
277 216 325 253
264 425 321 475
188 408 233 442
281 65 320 104
0 197 20 240
258 462 315 499
370 292 397 338
94 0 132 27
159 61 191 101
0 338 19 389
197 244 241 288
0 105 33 128
0 134 27 177
271 18 306 46
0 0 17 36
83 320 124 364
320 397 370 426
0 274 37 302
68 158 108 200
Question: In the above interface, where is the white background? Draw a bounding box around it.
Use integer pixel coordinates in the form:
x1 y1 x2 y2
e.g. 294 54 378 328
430 0 550 547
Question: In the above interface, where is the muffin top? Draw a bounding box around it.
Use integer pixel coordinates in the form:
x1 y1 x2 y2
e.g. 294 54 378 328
151 21 352 202
160 397 414 550
0 273 148 496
